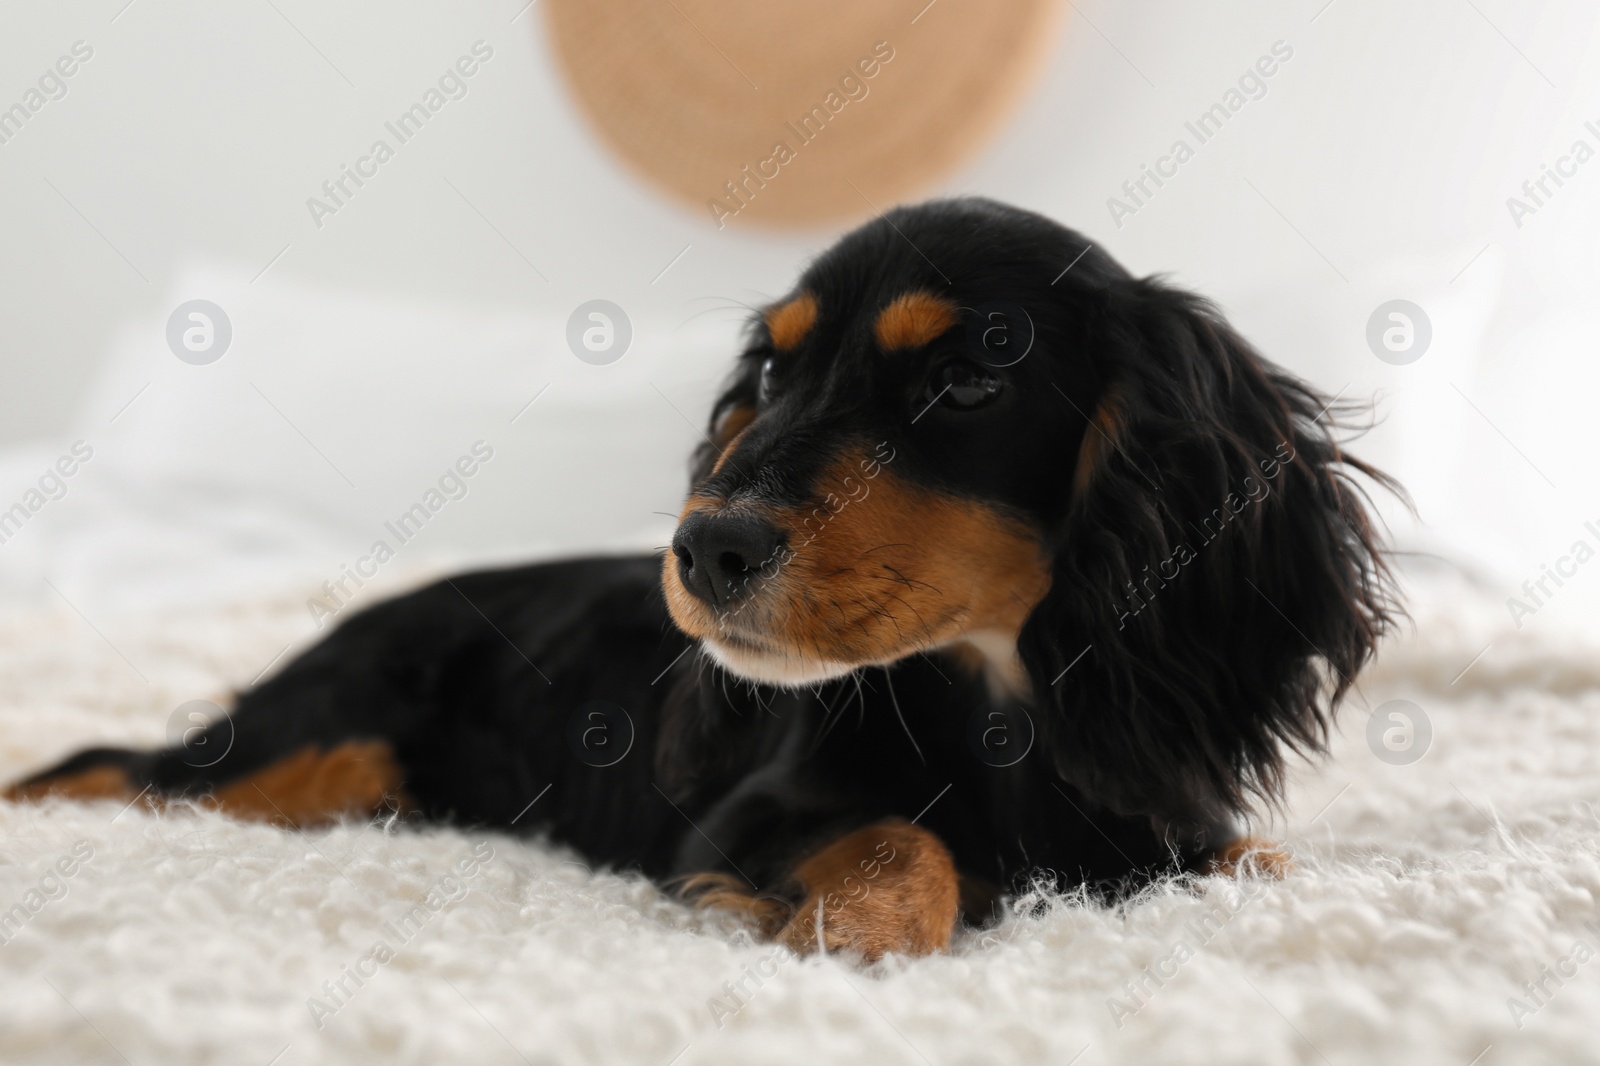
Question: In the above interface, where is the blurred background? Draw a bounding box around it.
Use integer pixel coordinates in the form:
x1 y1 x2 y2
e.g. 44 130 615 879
1 0 1597 653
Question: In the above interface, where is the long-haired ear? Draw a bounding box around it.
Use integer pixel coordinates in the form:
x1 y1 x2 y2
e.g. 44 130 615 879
1021 278 1403 829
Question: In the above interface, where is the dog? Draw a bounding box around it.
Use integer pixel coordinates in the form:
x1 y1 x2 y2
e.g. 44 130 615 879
7 198 1399 961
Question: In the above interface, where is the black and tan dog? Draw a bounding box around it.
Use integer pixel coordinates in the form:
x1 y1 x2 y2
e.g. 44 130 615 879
7 199 1399 960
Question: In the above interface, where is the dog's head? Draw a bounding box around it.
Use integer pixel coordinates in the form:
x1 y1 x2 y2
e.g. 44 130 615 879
663 198 1399 819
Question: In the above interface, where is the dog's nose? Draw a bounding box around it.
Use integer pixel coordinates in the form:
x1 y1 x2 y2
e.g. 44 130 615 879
671 511 785 607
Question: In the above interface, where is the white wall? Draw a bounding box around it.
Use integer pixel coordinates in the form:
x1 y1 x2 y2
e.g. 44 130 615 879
1 0 1598 635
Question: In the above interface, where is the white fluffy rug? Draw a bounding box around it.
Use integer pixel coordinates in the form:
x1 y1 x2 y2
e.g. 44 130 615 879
3 565 1599 1066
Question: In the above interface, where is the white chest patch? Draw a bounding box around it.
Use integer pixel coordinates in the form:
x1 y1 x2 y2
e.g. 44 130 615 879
942 629 1032 701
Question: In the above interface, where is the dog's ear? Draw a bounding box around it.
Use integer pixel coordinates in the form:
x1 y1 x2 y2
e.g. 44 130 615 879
1020 278 1402 829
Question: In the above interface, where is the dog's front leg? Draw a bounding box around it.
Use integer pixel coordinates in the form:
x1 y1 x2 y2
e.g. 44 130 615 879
773 818 959 962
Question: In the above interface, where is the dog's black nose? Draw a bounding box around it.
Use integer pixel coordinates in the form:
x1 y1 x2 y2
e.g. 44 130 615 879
671 511 785 607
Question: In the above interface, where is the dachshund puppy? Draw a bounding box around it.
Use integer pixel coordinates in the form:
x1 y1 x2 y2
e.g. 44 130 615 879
8 198 1399 961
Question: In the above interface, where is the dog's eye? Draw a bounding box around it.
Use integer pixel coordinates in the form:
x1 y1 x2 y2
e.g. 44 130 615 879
758 356 781 404
926 360 1003 411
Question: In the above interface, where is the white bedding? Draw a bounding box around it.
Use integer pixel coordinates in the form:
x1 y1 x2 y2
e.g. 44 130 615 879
2 559 1599 1065
3 264 1600 1065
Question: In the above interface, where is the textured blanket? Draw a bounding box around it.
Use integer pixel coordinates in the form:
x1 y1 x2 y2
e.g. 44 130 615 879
2 567 1597 1066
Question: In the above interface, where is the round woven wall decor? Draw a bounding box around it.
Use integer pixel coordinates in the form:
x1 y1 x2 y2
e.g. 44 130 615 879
544 0 1060 228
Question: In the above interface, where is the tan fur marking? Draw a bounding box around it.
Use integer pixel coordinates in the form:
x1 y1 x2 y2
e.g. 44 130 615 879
712 404 756 449
208 742 405 829
708 426 756 478
778 819 958 961
1204 835 1293 878
765 293 818 351
1073 390 1125 495
6 766 137 804
665 452 1051 671
873 292 959 352
677 872 794 936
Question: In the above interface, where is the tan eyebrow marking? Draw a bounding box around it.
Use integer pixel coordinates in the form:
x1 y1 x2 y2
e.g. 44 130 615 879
874 292 959 352
765 293 819 351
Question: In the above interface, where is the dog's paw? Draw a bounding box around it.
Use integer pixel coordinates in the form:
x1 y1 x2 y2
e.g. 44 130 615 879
1202 835 1293 878
776 819 959 962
